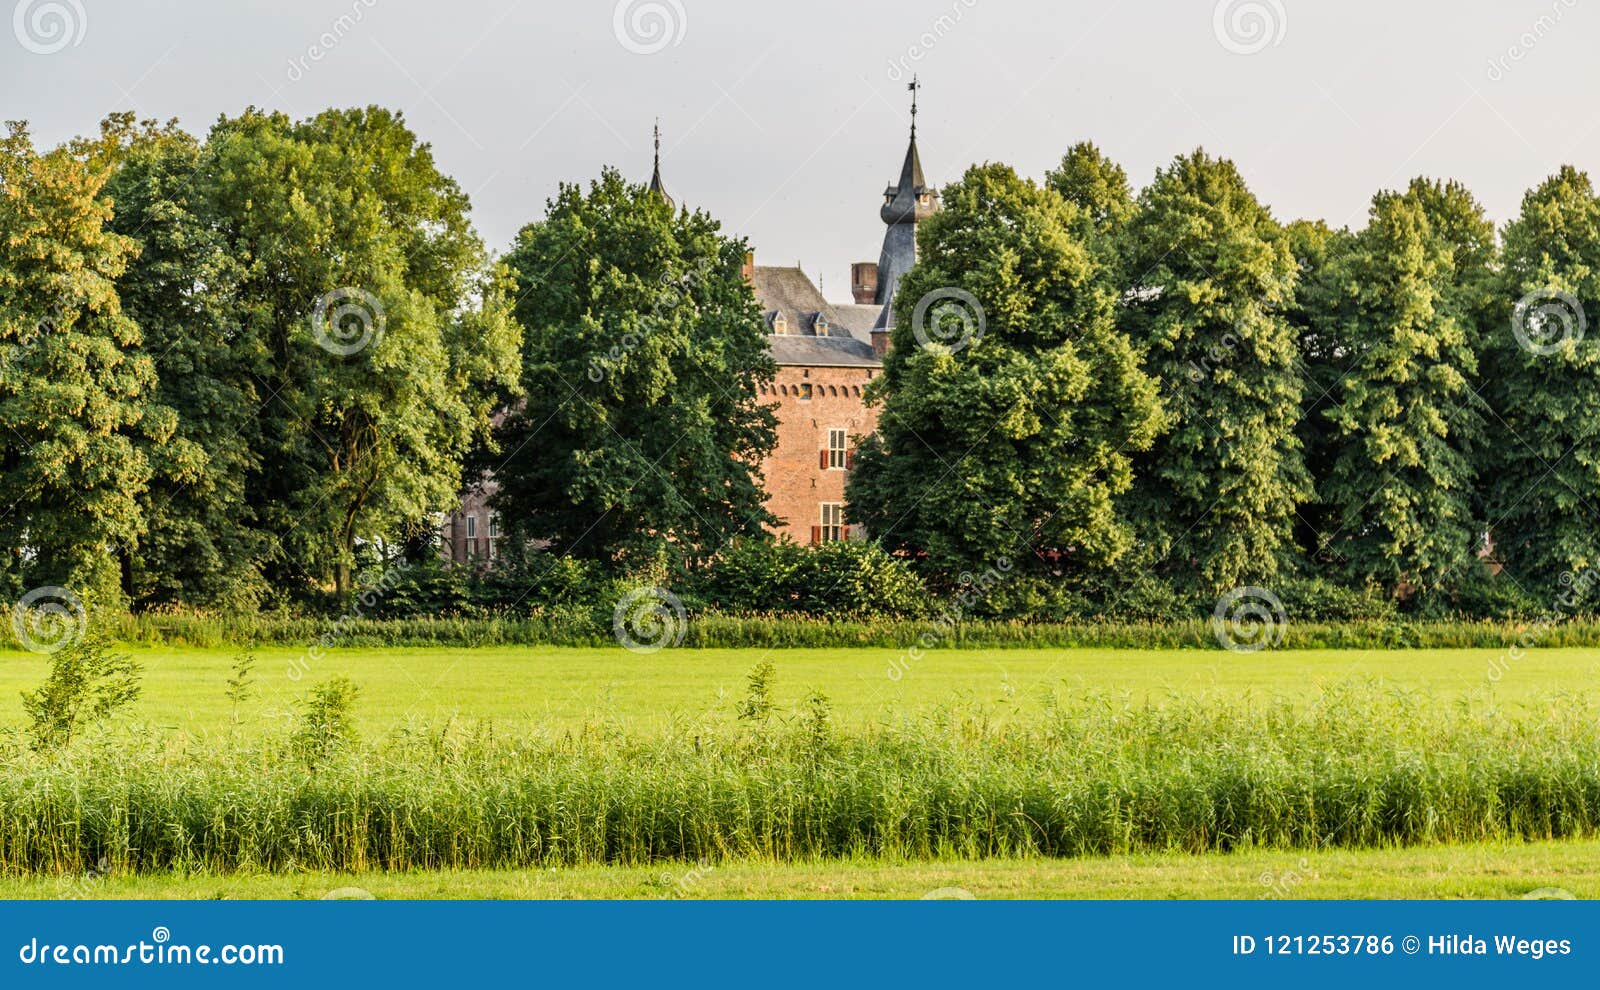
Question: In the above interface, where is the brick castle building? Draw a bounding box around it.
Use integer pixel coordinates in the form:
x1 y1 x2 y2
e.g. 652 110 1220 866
441 103 937 559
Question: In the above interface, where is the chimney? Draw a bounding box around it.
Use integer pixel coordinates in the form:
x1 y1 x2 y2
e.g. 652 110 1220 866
851 262 878 305
741 250 755 283
872 328 891 359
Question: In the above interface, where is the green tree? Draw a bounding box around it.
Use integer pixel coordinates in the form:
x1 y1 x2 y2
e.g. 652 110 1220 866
199 107 520 596
1119 150 1310 592
1284 217 1349 555
1314 190 1485 591
0 122 171 601
490 168 777 565
1487 166 1600 589
1404 177 1498 341
1046 142 1136 242
1046 142 1136 290
849 163 1166 577
93 115 269 609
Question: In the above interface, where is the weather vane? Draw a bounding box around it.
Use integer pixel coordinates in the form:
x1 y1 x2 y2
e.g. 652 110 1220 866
909 75 920 139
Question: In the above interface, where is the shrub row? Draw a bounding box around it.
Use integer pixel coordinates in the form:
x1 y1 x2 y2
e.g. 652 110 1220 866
11 612 1595 652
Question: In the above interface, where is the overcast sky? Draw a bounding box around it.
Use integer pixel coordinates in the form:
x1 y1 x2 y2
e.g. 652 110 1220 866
5 0 1597 302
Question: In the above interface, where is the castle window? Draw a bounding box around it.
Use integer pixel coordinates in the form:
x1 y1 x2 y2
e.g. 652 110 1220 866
465 515 477 539
814 315 830 336
827 429 848 469
820 503 844 543
800 384 813 401
772 313 788 334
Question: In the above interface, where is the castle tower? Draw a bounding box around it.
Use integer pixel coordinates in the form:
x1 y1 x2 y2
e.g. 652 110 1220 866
871 77 939 352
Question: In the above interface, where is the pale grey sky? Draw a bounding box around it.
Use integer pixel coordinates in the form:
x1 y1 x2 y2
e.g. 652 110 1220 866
4 0 1597 302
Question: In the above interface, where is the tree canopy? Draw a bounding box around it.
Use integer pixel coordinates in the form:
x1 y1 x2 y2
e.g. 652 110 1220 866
489 168 777 566
848 162 1165 578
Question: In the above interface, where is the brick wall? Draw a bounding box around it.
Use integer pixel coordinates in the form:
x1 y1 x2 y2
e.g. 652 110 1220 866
440 484 499 565
757 364 880 544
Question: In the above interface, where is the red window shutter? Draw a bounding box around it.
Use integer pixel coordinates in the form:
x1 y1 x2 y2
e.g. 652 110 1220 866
845 450 855 471
811 526 821 545
819 449 828 469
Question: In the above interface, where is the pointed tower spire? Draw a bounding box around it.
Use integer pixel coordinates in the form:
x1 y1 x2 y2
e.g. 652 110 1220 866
648 118 675 211
872 79 938 337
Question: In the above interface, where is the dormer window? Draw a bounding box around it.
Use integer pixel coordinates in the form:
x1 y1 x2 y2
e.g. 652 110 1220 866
771 312 788 334
814 315 830 336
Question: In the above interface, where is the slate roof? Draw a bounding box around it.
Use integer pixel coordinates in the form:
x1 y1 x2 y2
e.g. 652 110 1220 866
749 265 882 368
767 334 881 368
831 304 882 342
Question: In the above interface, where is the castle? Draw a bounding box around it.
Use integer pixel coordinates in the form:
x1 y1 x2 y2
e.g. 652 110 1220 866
440 91 936 559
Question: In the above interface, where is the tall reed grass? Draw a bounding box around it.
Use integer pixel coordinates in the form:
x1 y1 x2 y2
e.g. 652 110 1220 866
0 683 1596 875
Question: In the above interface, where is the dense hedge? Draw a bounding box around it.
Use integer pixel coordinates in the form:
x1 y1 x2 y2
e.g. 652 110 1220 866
10 611 1599 652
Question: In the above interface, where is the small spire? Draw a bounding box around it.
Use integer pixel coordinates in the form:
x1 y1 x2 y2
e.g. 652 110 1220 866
648 118 675 210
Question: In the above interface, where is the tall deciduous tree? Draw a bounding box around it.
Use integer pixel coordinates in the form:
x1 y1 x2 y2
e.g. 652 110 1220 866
1119 150 1310 592
490 168 777 565
1284 217 1349 556
849 163 1166 577
199 107 520 596
1487 166 1600 589
93 115 269 609
1315 190 1485 591
0 122 173 601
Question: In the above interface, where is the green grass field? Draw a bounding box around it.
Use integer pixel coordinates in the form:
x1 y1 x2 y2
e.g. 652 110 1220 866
4 641 1599 899
3 840 1594 900
0 643 1593 737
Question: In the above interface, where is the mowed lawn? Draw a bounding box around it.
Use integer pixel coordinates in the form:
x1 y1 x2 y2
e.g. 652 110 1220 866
0 642 1596 736
4 840 1596 900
